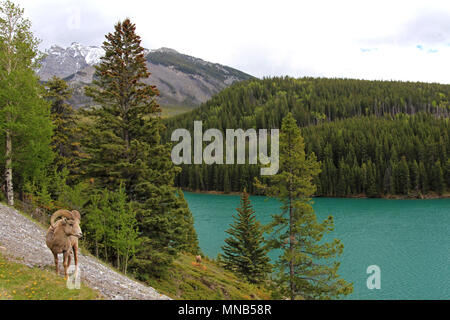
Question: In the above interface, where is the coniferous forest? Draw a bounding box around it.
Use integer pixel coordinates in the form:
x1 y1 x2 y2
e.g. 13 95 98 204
0 2 199 282
165 77 450 197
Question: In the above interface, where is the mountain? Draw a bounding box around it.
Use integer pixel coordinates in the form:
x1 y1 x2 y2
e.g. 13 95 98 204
38 43 105 80
38 43 254 109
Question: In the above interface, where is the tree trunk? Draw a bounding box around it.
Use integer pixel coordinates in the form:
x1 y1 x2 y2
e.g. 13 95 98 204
124 246 129 274
5 129 14 206
289 196 294 300
124 256 128 275
288 131 295 300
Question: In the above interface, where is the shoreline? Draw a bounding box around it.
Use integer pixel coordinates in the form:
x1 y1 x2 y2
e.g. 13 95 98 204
181 189 450 200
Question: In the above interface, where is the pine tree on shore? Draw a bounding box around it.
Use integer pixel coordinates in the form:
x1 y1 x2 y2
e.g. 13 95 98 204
83 18 199 278
256 113 353 300
221 189 271 284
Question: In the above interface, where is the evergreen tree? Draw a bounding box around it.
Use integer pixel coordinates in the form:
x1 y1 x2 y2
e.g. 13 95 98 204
221 189 271 284
223 168 231 193
445 159 450 190
431 161 445 195
172 189 200 254
397 156 410 195
256 113 353 300
165 77 449 198
0 0 53 205
83 18 198 278
365 160 378 198
44 76 82 180
418 161 429 194
410 160 420 193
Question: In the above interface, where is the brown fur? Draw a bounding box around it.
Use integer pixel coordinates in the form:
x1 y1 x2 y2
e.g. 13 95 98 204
46 210 82 279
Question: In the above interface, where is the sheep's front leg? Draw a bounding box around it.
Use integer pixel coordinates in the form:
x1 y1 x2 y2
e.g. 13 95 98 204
67 250 72 269
53 253 59 275
63 250 69 280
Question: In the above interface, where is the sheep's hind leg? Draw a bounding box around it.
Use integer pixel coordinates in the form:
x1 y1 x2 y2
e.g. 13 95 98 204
67 250 72 269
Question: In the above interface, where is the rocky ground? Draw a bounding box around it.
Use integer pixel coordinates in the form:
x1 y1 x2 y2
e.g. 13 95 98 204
0 203 170 300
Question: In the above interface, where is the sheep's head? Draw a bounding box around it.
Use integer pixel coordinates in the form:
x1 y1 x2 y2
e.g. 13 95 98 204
50 210 83 238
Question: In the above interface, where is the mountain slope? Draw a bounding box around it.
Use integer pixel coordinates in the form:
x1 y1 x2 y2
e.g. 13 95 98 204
0 203 169 300
164 77 450 197
38 43 104 80
38 43 254 109
0 202 271 300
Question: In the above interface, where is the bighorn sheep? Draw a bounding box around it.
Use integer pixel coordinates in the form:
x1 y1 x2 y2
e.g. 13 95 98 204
46 210 82 279
196 255 202 264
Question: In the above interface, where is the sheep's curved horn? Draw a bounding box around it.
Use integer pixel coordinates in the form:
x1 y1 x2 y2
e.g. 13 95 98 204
50 210 73 227
71 210 81 221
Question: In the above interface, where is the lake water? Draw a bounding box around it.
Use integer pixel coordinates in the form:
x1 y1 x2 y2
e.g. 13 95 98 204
184 192 450 300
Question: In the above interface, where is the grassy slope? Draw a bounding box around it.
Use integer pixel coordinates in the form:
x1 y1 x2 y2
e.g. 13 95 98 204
161 104 197 118
146 254 271 300
0 252 100 300
3 203 270 300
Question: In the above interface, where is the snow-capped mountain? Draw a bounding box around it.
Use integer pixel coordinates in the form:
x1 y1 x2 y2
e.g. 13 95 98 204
38 42 104 81
38 43 254 108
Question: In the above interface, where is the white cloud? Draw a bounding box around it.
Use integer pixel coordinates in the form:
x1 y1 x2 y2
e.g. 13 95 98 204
14 0 450 83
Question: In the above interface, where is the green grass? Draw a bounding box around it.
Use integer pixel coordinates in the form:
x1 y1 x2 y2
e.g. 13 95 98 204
3 203 271 300
161 104 197 118
146 253 271 300
75 104 195 120
0 253 101 300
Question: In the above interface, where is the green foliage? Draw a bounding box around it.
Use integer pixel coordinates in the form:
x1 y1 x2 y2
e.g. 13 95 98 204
44 77 83 182
165 77 450 197
144 253 271 300
83 185 140 274
304 114 449 197
0 0 53 205
256 113 353 300
0 252 100 300
221 189 271 284
82 18 199 278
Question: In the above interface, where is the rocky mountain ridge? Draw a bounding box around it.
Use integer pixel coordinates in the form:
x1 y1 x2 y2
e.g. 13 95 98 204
38 43 254 108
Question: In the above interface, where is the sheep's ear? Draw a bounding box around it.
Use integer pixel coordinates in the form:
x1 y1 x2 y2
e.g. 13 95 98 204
71 210 81 220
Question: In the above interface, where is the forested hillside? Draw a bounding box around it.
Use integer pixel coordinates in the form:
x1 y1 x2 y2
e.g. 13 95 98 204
165 77 450 197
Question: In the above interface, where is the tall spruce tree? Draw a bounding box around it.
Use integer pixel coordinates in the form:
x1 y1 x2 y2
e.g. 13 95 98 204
0 0 53 205
221 189 271 284
256 113 353 300
83 18 199 278
44 77 82 180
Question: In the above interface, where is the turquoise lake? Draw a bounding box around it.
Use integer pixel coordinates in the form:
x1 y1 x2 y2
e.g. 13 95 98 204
184 192 450 300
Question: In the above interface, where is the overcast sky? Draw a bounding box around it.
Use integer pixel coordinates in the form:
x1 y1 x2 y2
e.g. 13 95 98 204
15 0 450 83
